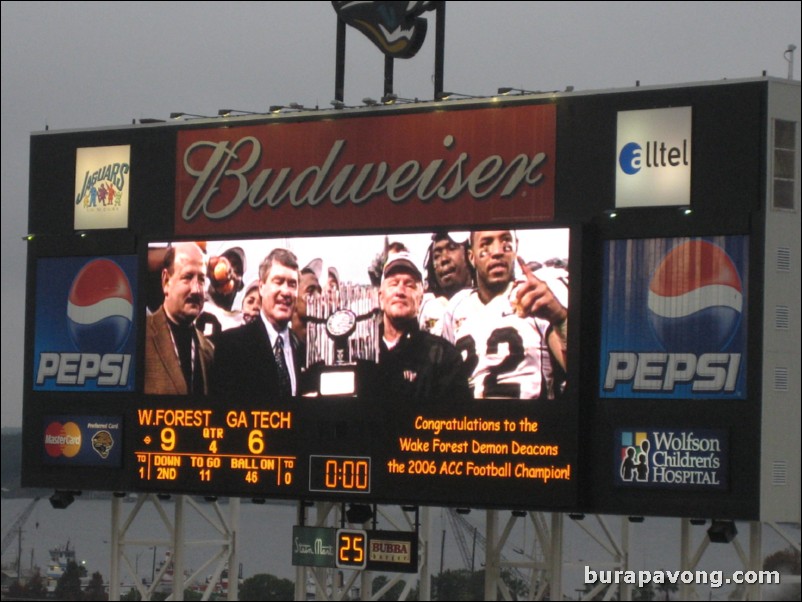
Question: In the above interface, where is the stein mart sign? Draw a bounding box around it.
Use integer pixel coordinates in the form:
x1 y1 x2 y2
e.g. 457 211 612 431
175 105 556 236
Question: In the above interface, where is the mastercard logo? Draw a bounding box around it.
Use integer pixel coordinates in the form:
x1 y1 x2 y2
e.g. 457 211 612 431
44 422 82 458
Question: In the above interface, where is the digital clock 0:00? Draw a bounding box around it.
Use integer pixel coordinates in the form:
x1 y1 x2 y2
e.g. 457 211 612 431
309 455 371 493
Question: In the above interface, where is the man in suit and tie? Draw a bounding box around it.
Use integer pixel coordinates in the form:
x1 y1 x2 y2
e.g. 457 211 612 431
145 242 214 395
211 248 304 401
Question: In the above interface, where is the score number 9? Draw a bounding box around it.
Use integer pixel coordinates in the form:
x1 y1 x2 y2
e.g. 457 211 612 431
161 427 176 451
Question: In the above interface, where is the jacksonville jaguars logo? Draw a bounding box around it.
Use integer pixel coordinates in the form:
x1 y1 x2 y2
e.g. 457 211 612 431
67 259 134 354
647 240 743 354
91 430 115 459
332 1 439 58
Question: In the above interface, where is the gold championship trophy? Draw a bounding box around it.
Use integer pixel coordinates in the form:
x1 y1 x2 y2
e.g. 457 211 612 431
305 284 381 396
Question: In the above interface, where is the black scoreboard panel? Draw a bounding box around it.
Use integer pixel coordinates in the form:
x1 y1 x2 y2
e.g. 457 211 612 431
27 396 577 510
133 399 576 507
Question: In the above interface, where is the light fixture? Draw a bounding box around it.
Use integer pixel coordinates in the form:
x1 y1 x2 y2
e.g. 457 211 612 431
22 234 35 242
218 109 262 117
138 118 166 124
252 498 266 504
679 206 693 215
49 490 78 509
568 513 586 521
512 510 527 517
268 103 308 114
707 520 737 544
204 496 218 503
436 91 481 101
497 87 540 96
784 44 797 80
345 503 373 524
113 492 126 498
381 94 418 105
689 518 707 526
169 112 209 120
455 508 471 515
401 504 418 512
157 493 171 501
362 97 379 107
628 516 645 523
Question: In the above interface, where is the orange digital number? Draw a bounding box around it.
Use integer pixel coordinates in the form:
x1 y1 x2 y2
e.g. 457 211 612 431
336 529 367 569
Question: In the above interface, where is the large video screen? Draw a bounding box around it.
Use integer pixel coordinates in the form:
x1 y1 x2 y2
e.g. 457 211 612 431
134 227 576 509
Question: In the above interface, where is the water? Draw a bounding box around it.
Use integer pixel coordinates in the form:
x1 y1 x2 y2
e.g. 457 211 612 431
2 497 798 599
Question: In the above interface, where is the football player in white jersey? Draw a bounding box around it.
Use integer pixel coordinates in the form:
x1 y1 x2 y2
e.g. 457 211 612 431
442 230 568 399
419 231 474 336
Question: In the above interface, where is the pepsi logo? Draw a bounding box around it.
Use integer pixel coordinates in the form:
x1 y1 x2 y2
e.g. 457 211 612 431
647 241 743 353
67 259 133 354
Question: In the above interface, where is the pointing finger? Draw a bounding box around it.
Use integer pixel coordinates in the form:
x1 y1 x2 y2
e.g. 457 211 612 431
516 256 542 283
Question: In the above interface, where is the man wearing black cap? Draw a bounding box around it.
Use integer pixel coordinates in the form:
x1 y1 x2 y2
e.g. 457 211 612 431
378 250 469 402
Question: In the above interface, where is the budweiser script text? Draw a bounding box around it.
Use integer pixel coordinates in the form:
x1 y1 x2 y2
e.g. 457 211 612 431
180 135 549 221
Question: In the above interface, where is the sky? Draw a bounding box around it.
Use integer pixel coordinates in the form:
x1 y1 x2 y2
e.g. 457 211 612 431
1 1 800 428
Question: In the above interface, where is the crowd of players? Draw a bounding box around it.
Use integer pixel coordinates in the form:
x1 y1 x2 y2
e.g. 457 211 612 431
144 229 568 402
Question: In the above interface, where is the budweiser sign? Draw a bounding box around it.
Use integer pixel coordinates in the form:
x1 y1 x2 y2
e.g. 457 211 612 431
175 104 555 236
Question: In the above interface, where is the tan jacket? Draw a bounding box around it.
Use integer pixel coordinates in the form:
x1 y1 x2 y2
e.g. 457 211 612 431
144 306 213 395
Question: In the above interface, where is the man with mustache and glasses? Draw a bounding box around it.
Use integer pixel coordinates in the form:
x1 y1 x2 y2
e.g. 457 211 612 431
145 242 214 395
442 230 568 400
211 248 305 402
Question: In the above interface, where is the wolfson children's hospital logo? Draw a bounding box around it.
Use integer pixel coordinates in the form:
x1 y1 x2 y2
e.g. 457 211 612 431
616 429 728 489
600 237 748 399
33 256 137 391
74 145 130 230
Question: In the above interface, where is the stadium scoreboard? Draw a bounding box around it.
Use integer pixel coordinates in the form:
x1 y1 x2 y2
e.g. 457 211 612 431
22 78 789 521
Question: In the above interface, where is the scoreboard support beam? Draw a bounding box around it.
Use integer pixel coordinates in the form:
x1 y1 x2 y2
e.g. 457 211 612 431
107 494 238 601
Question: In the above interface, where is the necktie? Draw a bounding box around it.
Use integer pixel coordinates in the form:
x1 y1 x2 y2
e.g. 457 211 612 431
274 335 292 398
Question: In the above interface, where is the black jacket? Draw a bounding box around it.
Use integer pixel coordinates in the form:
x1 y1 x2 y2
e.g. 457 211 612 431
378 325 470 403
211 319 304 403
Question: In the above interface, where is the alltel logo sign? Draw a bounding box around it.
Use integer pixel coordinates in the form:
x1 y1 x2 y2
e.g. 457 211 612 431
615 107 691 208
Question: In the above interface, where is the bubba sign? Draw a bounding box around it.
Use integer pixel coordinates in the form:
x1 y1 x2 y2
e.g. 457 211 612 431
600 237 747 399
34 256 137 391
175 104 556 236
